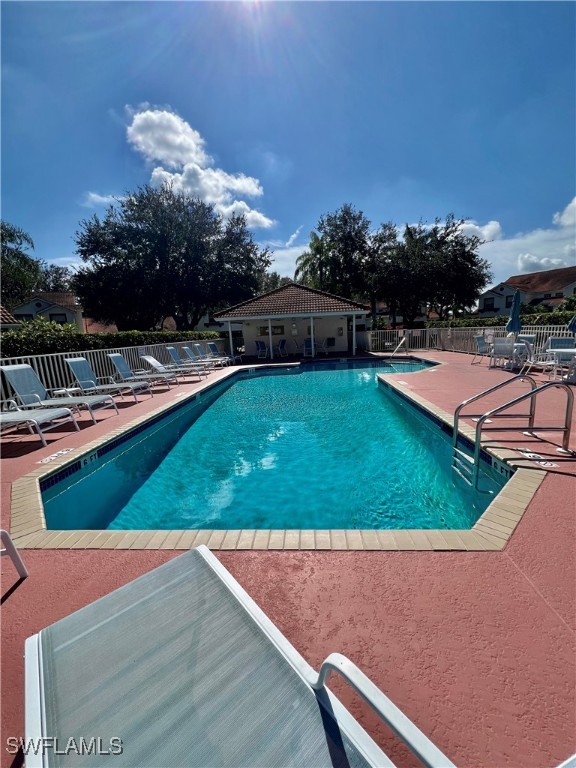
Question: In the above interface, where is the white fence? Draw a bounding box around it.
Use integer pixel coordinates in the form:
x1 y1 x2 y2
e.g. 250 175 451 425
1 327 573 402
0 339 229 402
366 325 574 355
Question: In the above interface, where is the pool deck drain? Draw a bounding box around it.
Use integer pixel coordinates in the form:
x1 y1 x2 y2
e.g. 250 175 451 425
6 357 550 551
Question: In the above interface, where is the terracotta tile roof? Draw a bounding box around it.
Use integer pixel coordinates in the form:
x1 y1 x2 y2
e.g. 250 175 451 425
26 292 81 311
504 266 576 294
0 305 19 325
214 283 370 319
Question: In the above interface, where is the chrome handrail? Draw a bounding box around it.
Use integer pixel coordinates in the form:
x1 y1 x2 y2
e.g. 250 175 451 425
472 382 574 487
452 375 538 450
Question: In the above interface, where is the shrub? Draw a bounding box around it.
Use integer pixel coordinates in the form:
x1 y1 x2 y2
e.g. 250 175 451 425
0 318 221 358
426 311 575 329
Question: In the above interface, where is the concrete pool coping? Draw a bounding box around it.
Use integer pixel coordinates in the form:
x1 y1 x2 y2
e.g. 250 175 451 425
8 357 547 551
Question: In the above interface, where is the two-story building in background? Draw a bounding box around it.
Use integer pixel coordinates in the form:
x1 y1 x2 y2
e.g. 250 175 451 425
477 265 576 317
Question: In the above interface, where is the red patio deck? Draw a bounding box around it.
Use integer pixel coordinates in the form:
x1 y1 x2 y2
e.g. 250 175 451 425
1 351 574 767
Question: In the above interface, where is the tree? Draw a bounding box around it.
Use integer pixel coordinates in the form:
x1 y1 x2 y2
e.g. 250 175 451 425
257 271 292 294
74 185 271 331
369 215 492 328
294 232 329 290
0 221 42 309
39 263 74 292
426 215 491 320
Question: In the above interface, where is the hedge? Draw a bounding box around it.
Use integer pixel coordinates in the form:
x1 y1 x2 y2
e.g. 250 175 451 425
426 311 575 329
0 319 222 358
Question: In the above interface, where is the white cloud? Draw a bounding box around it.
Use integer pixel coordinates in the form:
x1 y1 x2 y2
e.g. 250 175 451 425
81 191 118 208
479 198 576 285
285 226 302 248
552 197 576 228
461 219 502 242
126 106 274 229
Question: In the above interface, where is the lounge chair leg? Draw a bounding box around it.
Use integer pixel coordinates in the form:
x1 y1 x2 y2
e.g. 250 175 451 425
1 530 28 579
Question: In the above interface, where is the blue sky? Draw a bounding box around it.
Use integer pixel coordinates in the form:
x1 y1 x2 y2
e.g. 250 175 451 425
2 1 575 290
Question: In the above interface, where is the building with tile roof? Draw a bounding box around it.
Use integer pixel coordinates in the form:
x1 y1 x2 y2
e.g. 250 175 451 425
11 292 85 331
214 282 370 358
478 266 576 317
0 305 21 330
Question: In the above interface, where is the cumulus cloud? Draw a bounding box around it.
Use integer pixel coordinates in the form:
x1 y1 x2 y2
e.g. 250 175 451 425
478 197 576 284
552 197 576 228
126 106 274 229
461 219 502 242
81 192 118 208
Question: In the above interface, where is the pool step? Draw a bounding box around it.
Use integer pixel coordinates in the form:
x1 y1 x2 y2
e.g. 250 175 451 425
451 447 474 486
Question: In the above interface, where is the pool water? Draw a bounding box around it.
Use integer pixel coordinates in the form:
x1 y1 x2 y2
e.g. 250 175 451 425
43 361 505 531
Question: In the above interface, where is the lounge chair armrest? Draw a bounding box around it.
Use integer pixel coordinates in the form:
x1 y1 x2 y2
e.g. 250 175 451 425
98 376 116 384
46 385 78 396
311 653 455 768
0 399 19 411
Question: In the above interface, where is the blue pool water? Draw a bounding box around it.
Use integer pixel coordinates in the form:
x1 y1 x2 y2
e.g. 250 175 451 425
42 360 505 530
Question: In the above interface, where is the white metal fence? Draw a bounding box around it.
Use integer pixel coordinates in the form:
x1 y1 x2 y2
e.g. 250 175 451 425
0 339 229 402
1 328 573 402
366 325 574 355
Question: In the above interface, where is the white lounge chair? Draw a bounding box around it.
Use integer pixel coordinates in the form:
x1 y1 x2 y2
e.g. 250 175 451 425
108 353 179 389
166 346 208 378
192 342 230 366
24 546 455 768
65 357 153 401
0 364 118 424
181 345 225 370
0 400 79 447
207 341 242 364
141 354 202 382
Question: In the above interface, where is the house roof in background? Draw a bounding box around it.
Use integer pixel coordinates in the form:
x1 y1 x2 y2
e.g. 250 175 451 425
504 266 576 294
21 292 81 311
0 305 20 325
214 283 370 319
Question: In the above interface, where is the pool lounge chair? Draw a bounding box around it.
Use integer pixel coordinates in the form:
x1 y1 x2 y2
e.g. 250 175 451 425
0 400 79 447
108 353 179 389
140 354 202 382
207 341 242 364
181 345 225 370
166 346 208 377
0 364 118 424
65 357 153 402
274 338 289 358
24 546 455 768
193 342 230 366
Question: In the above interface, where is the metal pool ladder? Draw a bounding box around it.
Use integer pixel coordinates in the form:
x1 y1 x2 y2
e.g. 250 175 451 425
451 375 574 489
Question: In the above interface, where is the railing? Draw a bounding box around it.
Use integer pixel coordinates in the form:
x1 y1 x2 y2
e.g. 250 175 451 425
472 381 574 486
0 339 231 401
366 325 575 355
451 377 574 488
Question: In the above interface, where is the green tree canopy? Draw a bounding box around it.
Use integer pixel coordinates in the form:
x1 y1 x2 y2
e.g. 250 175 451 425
0 221 41 309
73 185 271 330
370 215 492 327
295 204 371 298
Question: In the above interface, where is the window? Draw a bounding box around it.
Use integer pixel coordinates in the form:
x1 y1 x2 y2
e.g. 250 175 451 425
258 325 284 336
13 313 33 322
49 313 67 324
483 298 495 310
505 295 513 308
543 293 551 299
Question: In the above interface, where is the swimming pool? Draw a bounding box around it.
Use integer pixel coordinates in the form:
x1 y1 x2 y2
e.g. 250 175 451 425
42 360 507 531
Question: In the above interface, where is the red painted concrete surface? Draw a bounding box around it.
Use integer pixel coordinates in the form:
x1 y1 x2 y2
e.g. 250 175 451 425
1 353 575 768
